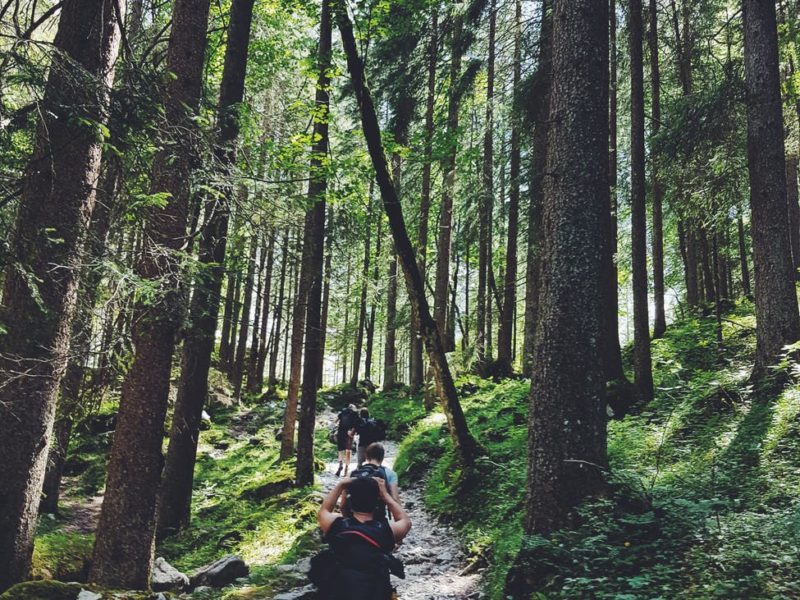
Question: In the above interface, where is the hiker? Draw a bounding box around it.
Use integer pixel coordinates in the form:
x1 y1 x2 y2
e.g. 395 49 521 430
316 476 411 599
335 403 359 477
355 408 386 467
341 443 400 520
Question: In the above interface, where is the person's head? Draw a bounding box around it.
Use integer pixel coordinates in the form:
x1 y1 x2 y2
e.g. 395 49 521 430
360 408 370 419
348 476 378 513
365 442 385 464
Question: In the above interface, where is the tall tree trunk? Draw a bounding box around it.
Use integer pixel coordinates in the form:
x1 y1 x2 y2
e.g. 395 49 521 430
246 235 267 393
219 265 238 370
434 11 462 354
649 0 666 338
383 245 398 389
521 0 609 538
410 12 438 391
742 0 800 376
522 0 552 378
477 0 495 368
296 0 331 484
232 233 258 399
90 0 211 585
281 226 311 458
336 2 480 467
317 210 334 389
599 0 633 417
0 0 122 586
40 162 120 515
498 0 521 374
365 212 383 381
629 0 654 401
254 231 276 390
268 232 290 391
350 196 372 387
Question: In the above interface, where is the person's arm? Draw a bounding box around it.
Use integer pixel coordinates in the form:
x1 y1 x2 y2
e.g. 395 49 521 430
318 479 351 535
374 477 411 542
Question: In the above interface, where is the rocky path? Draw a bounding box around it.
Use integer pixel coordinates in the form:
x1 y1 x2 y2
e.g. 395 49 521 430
311 427 482 600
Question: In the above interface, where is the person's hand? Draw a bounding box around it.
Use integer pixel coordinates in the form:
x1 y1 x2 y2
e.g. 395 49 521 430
373 476 391 501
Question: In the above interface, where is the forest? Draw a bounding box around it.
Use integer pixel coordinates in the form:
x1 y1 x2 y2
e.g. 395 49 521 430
1 0 800 597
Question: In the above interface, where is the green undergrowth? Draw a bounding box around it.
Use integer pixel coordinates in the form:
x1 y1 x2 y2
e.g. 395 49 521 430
395 301 800 599
364 386 427 438
32 368 338 599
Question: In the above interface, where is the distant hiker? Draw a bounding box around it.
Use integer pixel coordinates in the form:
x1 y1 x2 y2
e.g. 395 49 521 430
336 404 359 477
342 443 400 521
355 408 387 467
315 476 411 599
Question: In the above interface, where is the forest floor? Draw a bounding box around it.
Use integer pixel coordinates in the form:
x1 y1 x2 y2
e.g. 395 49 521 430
17 299 800 600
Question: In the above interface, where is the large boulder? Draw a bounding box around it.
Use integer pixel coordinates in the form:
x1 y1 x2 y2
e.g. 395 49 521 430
190 555 248 588
151 557 189 592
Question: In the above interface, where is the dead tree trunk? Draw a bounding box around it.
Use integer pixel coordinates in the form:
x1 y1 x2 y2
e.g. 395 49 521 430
336 1 480 467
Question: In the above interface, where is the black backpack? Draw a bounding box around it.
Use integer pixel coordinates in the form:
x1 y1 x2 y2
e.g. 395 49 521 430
309 518 404 600
339 408 358 431
359 418 386 447
346 463 390 520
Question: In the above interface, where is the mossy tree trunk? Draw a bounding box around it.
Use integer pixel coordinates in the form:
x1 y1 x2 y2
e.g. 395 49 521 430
0 0 122 589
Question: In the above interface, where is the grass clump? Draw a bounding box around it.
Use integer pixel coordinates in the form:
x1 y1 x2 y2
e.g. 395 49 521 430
366 386 427 438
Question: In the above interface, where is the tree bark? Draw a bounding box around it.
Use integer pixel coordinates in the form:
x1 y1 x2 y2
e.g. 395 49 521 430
268 232 290 391
254 231 276 391
295 0 331 484
599 0 631 406
477 1 495 368
157 2 256 527
737 215 752 297
649 0 666 338
497 0 521 374
434 10 463 355
232 233 258 399
0 0 122 587
629 0 654 402
365 214 382 382
410 12 438 391
246 235 267 393
522 0 609 536
350 195 372 387
318 210 334 389
742 0 800 376
90 0 211 586
336 1 480 467
522 0 552 378
40 150 123 515
383 245 399 389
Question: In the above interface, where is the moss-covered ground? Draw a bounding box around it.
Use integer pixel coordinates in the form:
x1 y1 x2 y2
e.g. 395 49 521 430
28 380 337 599
24 300 800 599
386 301 800 599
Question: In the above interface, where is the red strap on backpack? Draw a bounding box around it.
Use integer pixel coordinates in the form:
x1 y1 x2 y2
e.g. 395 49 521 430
338 530 382 550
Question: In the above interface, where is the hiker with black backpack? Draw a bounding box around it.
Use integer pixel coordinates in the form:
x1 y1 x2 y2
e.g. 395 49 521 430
315 475 411 599
335 404 359 477
340 443 399 521
355 408 387 467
